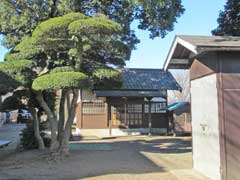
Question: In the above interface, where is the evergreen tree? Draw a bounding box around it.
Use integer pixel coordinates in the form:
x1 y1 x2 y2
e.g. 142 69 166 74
0 0 184 50
212 0 240 36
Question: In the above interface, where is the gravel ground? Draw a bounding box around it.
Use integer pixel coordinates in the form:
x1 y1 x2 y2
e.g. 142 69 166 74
0 136 208 180
0 123 25 159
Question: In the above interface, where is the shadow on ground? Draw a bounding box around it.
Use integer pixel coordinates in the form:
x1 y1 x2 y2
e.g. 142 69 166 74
0 136 192 180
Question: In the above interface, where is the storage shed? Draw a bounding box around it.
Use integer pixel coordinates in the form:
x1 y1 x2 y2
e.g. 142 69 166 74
165 101 191 135
164 35 240 180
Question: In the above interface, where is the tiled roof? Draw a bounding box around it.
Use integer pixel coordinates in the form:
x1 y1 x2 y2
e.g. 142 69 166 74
120 68 181 91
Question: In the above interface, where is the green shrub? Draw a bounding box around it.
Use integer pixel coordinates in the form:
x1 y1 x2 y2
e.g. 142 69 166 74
50 66 75 74
32 72 90 91
93 68 122 89
32 13 87 41
0 60 34 87
20 120 50 150
69 17 122 35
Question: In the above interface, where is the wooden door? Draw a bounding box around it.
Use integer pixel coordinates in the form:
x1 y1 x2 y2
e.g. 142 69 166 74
81 102 108 129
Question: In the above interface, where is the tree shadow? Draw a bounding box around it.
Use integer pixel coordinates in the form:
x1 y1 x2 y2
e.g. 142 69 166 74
0 136 192 180
135 137 192 154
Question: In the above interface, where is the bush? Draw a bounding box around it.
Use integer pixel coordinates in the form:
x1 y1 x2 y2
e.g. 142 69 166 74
32 72 90 91
93 68 122 89
50 66 75 74
20 119 50 150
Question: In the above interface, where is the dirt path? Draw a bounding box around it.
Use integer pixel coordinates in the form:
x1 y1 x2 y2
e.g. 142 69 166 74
0 136 201 180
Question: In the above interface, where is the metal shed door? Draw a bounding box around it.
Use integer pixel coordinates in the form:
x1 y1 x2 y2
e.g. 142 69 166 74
223 90 240 180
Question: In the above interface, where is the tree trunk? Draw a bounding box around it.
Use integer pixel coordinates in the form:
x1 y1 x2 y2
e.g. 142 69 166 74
36 91 59 152
66 91 74 140
66 91 71 118
29 107 45 150
58 89 66 142
59 89 79 156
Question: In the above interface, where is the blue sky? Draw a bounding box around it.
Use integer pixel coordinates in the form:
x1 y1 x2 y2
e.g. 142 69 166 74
0 0 227 68
126 0 227 68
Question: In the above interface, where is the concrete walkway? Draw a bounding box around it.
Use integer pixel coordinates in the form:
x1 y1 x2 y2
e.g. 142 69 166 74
0 123 25 159
171 169 211 180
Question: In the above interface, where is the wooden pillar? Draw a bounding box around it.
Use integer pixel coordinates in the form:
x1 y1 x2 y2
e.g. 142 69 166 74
123 97 128 128
124 103 127 126
76 102 83 129
172 113 176 136
142 103 145 126
147 97 152 136
80 102 83 128
107 103 112 136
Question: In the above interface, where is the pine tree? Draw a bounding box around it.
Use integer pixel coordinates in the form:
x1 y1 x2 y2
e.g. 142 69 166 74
212 0 240 36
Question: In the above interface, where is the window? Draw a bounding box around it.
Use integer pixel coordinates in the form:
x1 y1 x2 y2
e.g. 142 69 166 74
145 102 166 113
82 102 106 114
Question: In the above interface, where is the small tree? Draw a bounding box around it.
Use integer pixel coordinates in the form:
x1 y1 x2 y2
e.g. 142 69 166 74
212 0 240 36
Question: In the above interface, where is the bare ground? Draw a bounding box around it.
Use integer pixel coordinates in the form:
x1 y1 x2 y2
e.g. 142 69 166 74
0 136 194 180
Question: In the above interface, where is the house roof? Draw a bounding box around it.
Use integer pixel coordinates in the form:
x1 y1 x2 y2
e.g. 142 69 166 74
120 68 181 91
94 68 181 98
94 90 167 98
163 35 240 70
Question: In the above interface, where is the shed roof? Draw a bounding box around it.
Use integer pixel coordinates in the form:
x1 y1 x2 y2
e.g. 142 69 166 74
120 68 181 90
177 35 240 48
163 35 240 70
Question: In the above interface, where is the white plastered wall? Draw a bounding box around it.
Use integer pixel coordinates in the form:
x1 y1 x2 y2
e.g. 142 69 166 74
191 74 221 180
78 89 106 102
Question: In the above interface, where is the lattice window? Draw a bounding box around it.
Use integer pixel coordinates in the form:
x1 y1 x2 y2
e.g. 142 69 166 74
145 102 166 113
82 102 106 114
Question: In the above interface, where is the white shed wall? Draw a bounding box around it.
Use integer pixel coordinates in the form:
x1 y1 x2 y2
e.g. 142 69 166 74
191 74 221 180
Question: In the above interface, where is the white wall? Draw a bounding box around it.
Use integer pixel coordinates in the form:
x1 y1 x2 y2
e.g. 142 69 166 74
191 74 221 180
78 89 106 102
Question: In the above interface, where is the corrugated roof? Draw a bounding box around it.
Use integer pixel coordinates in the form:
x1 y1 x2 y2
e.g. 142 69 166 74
178 35 240 48
120 68 181 90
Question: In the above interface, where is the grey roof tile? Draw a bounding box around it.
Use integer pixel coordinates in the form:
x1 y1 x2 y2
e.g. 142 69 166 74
120 68 181 90
95 90 167 97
